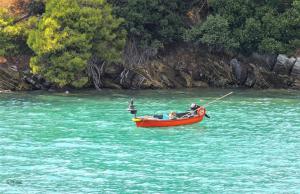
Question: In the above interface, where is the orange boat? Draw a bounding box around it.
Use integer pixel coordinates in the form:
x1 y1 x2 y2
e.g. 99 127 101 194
127 99 208 128
127 92 233 128
132 107 206 127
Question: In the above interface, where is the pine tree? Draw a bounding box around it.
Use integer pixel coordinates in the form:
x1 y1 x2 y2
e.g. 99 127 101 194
28 0 126 88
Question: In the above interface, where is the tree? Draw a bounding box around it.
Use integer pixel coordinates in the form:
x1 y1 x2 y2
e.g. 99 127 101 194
0 8 31 57
237 18 263 53
259 38 285 54
27 0 126 88
184 14 239 51
112 0 186 51
188 0 300 54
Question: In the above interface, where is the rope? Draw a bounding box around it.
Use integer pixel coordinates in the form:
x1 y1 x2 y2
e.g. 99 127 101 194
203 92 233 107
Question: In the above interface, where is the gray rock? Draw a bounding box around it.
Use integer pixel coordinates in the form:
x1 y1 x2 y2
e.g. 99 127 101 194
230 58 241 80
293 80 300 89
273 54 296 75
9 65 18 72
25 77 36 85
48 88 56 92
103 79 122 89
251 52 277 70
230 58 247 84
119 69 135 89
192 81 208 88
160 74 174 88
130 74 147 89
104 64 123 79
43 81 51 88
291 58 300 79
36 74 43 81
23 69 30 74
244 71 256 88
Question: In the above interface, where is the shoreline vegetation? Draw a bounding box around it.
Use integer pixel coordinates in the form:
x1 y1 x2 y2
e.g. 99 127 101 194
0 0 299 92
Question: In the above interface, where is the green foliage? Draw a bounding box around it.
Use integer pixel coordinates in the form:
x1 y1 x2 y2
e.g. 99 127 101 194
237 17 263 52
28 0 126 88
1 0 300 90
112 0 186 50
187 0 300 54
184 15 239 51
0 8 31 56
259 38 285 54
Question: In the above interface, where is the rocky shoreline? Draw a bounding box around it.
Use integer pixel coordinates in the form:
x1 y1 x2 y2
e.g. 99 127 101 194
1 46 300 91
99 45 300 90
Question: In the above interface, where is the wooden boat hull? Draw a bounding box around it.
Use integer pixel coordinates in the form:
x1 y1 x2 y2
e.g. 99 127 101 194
133 107 206 128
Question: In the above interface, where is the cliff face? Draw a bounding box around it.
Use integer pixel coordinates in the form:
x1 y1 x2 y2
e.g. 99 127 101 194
0 56 32 91
1 45 300 91
101 45 300 90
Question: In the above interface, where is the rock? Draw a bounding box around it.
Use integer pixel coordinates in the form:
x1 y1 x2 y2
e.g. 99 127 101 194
23 69 30 74
230 58 247 84
24 75 51 90
251 52 277 70
104 64 123 79
103 79 122 89
18 82 32 90
119 69 136 89
247 64 270 89
48 88 56 92
160 74 174 88
291 58 300 79
43 81 51 88
192 81 208 88
244 67 256 88
25 77 36 85
230 59 241 79
179 71 193 87
293 80 300 89
261 71 292 88
0 89 12 93
35 74 44 81
273 54 296 75
0 67 19 90
129 74 145 89
35 83 43 90
9 65 18 71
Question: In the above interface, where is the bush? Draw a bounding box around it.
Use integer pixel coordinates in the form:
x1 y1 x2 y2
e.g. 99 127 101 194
184 15 239 51
112 0 186 50
0 8 31 56
187 0 300 54
259 38 286 54
28 0 126 88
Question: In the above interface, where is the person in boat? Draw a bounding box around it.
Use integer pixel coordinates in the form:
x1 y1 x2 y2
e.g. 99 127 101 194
165 104 199 120
190 103 200 115
152 103 201 120
168 111 177 120
190 103 210 118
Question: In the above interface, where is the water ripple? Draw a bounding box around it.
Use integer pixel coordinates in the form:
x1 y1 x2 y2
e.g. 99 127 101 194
0 89 300 193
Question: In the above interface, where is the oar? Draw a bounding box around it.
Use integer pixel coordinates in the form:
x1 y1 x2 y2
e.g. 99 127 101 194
203 92 233 108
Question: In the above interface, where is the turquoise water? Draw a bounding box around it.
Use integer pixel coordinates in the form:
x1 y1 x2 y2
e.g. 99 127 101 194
1 89 300 193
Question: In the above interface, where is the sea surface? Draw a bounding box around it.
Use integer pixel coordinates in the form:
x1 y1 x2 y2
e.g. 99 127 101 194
0 89 300 193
